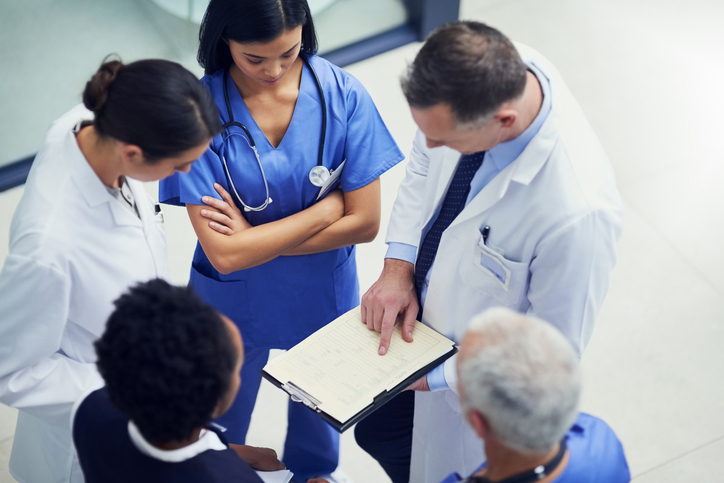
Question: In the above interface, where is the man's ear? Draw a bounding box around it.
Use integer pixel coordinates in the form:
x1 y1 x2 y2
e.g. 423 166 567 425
468 409 491 440
494 108 517 128
121 144 145 167
210 399 226 419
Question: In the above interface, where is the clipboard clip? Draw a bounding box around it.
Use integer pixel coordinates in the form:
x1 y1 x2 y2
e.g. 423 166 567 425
282 382 323 412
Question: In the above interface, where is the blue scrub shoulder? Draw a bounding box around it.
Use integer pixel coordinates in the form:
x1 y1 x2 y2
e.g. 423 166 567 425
304 55 404 192
440 413 630 483
558 413 630 482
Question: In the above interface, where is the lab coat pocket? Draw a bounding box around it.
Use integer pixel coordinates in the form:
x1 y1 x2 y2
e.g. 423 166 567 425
189 266 251 330
459 237 528 305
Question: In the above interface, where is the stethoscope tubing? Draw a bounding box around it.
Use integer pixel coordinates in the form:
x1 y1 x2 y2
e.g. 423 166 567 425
220 54 328 212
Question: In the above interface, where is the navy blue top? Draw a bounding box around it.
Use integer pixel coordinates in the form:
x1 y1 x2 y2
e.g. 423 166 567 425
440 413 631 483
73 388 263 483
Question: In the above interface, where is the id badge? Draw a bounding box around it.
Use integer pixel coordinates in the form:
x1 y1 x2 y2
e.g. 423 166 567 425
474 241 512 291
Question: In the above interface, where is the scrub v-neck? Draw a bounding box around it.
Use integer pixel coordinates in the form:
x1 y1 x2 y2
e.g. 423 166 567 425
228 63 305 151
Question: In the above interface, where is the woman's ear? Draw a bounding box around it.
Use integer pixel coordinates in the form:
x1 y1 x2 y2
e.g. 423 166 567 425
120 144 145 167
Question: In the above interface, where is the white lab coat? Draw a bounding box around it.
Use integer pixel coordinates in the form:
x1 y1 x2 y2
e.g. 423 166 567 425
0 105 169 483
385 44 624 483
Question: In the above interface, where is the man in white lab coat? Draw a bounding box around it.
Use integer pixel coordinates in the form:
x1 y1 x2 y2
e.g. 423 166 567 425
356 21 623 483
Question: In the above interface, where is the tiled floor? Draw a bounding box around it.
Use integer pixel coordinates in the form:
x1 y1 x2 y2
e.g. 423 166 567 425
1 0 724 481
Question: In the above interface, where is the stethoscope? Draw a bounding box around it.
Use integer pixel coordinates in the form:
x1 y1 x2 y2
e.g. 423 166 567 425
220 54 329 212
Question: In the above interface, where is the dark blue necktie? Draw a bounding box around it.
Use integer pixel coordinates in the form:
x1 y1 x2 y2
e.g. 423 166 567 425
415 151 486 305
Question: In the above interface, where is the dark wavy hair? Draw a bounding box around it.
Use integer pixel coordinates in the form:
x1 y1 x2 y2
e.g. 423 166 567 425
95 279 237 445
401 22 527 127
198 0 318 74
82 57 222 162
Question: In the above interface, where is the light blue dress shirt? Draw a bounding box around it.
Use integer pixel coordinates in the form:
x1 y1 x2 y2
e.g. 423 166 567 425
386 61 553 391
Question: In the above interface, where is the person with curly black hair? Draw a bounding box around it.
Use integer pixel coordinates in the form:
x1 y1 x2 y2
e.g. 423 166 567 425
70 279 298 482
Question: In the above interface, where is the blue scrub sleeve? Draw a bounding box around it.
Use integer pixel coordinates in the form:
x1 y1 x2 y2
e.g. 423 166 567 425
339 76 404 192
159 143 228 206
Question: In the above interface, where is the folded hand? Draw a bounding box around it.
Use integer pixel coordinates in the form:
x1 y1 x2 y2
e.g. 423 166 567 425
200 183 252 236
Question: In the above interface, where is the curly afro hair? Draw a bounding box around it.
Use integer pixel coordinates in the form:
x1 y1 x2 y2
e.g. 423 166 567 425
95 279 237 445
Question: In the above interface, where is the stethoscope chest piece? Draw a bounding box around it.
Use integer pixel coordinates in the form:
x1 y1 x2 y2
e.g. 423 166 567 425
309 165 331 187
221 55 330 209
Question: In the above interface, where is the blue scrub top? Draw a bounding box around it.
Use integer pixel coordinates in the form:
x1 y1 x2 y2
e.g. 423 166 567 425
439 413 631 483
160 55 404 349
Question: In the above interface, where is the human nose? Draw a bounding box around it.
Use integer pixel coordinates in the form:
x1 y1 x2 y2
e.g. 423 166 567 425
266 62 283 79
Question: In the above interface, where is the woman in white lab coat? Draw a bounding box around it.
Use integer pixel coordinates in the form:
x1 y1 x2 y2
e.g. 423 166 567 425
0 58 221 483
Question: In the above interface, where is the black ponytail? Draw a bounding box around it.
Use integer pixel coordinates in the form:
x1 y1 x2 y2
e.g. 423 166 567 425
82 57 222 162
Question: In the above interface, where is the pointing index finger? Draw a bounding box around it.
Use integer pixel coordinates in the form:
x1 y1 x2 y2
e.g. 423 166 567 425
378 308 398 356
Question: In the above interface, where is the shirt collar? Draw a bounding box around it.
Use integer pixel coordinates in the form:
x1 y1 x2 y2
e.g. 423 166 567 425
487 60 553 169
128 421 227 463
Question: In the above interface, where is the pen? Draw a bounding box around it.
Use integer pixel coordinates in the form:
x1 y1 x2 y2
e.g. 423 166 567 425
481 225 491 245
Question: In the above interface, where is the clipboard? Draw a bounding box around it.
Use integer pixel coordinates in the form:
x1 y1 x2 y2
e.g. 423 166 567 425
260 307 458 433
261 346 457 432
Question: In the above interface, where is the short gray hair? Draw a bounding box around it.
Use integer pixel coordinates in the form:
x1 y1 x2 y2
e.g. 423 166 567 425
458 308 581 454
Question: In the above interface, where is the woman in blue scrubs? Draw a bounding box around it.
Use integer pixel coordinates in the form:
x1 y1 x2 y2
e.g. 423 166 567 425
159 0 404 480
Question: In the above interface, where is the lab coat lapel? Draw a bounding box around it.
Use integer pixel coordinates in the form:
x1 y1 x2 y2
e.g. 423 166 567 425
107 199 143 227
65 129 110 210
451 111 558 228
451 160 515 229
508 110 558 186
64 128 143 227
435 148 462 204
421 148 461 231
126 180 153 227
127 179 168 278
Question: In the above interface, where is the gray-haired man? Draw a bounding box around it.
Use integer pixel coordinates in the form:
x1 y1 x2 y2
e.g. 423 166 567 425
440 308 630 483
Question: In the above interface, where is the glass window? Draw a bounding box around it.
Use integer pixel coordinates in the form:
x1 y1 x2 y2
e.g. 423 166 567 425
313 0 408 54
0 0 459 176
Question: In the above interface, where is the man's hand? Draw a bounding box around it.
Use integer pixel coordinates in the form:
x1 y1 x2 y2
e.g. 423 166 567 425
405 375 430 392
229 444 285 471
361 258 419 355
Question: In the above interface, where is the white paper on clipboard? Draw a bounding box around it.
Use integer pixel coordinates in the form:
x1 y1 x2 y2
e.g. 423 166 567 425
316 159 346 200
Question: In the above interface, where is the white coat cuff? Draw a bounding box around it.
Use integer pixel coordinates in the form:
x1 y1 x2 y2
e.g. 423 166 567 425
385 243 417 265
